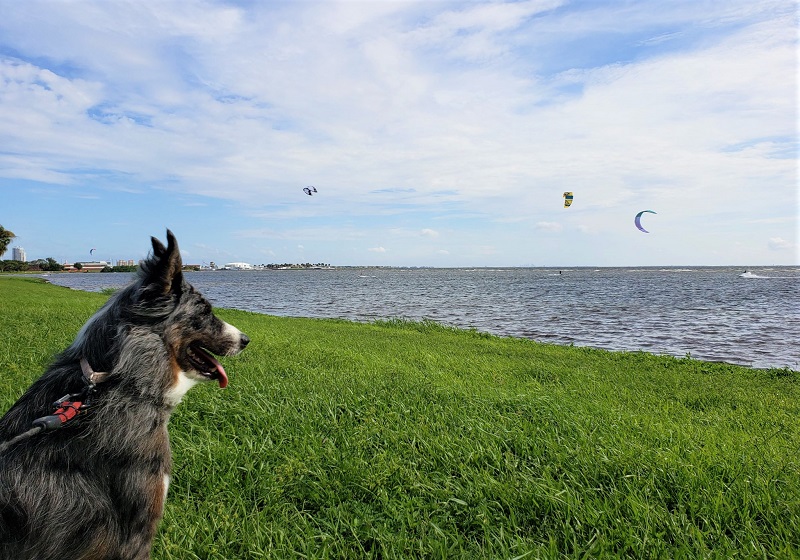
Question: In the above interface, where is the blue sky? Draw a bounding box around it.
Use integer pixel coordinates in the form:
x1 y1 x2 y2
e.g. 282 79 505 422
0 0 796 267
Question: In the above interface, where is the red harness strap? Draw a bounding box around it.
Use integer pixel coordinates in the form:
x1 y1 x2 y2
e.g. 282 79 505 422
32 399 86 432
53 401 84 424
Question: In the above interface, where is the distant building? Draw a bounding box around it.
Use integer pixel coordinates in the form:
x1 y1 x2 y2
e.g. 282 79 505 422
116 259 136 266
223 262 253 270
11 247 26 262
62 260 111 272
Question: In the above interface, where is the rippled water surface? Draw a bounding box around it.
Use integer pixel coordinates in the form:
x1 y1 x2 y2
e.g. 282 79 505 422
45 267 799 370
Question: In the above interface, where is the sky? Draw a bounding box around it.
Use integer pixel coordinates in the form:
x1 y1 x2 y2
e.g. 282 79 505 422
0 0 797 267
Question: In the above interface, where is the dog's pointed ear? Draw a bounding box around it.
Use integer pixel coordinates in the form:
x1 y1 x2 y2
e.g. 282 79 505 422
143 229 183 296
151 235 168 259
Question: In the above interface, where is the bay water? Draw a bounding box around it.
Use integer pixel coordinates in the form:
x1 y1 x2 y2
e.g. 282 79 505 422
44 266 799 370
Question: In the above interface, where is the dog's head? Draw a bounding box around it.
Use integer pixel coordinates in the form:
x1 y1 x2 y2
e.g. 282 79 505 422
136 230 249 391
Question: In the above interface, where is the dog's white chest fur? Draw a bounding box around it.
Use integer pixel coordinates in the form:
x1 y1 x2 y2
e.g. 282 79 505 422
165 371 199 407
163 474 171 503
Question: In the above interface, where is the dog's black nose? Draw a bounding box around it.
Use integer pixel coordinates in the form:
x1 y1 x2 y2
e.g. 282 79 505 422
240 334 250 348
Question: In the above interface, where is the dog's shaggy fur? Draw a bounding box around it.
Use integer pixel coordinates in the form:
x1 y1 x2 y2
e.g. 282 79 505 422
0 230 249 560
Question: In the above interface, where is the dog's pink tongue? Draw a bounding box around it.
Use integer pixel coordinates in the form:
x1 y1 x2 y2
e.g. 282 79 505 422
215 363 229 388
204 351 229 388
193 346 229 388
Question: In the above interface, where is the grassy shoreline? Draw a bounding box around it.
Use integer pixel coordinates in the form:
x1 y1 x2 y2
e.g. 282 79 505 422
1 276 798 558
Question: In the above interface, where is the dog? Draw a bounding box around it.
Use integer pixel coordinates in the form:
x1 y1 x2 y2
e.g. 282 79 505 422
0 230 249 560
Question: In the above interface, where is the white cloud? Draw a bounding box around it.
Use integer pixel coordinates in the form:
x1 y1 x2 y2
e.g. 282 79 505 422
536 222 563 233
421 228 439 238
410 0 565 62
576 224 598 234
368 246 386 253
768 237 793 250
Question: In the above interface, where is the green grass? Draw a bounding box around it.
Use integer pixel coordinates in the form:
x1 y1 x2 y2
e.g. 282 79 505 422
1 276 798 559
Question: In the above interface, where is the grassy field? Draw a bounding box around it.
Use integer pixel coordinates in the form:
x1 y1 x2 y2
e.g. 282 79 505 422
0 276 798 559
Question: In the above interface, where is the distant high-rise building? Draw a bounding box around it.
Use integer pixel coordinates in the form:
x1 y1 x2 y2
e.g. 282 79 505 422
11 247 26 262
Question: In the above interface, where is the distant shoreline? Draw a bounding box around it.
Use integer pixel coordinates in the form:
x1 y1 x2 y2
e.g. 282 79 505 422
4 264 798 275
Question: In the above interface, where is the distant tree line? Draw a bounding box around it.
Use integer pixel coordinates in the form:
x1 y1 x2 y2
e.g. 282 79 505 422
0 258 64 272
0 261 145 273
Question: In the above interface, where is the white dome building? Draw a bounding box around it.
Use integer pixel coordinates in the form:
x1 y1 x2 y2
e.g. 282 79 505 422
223 262 253 270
